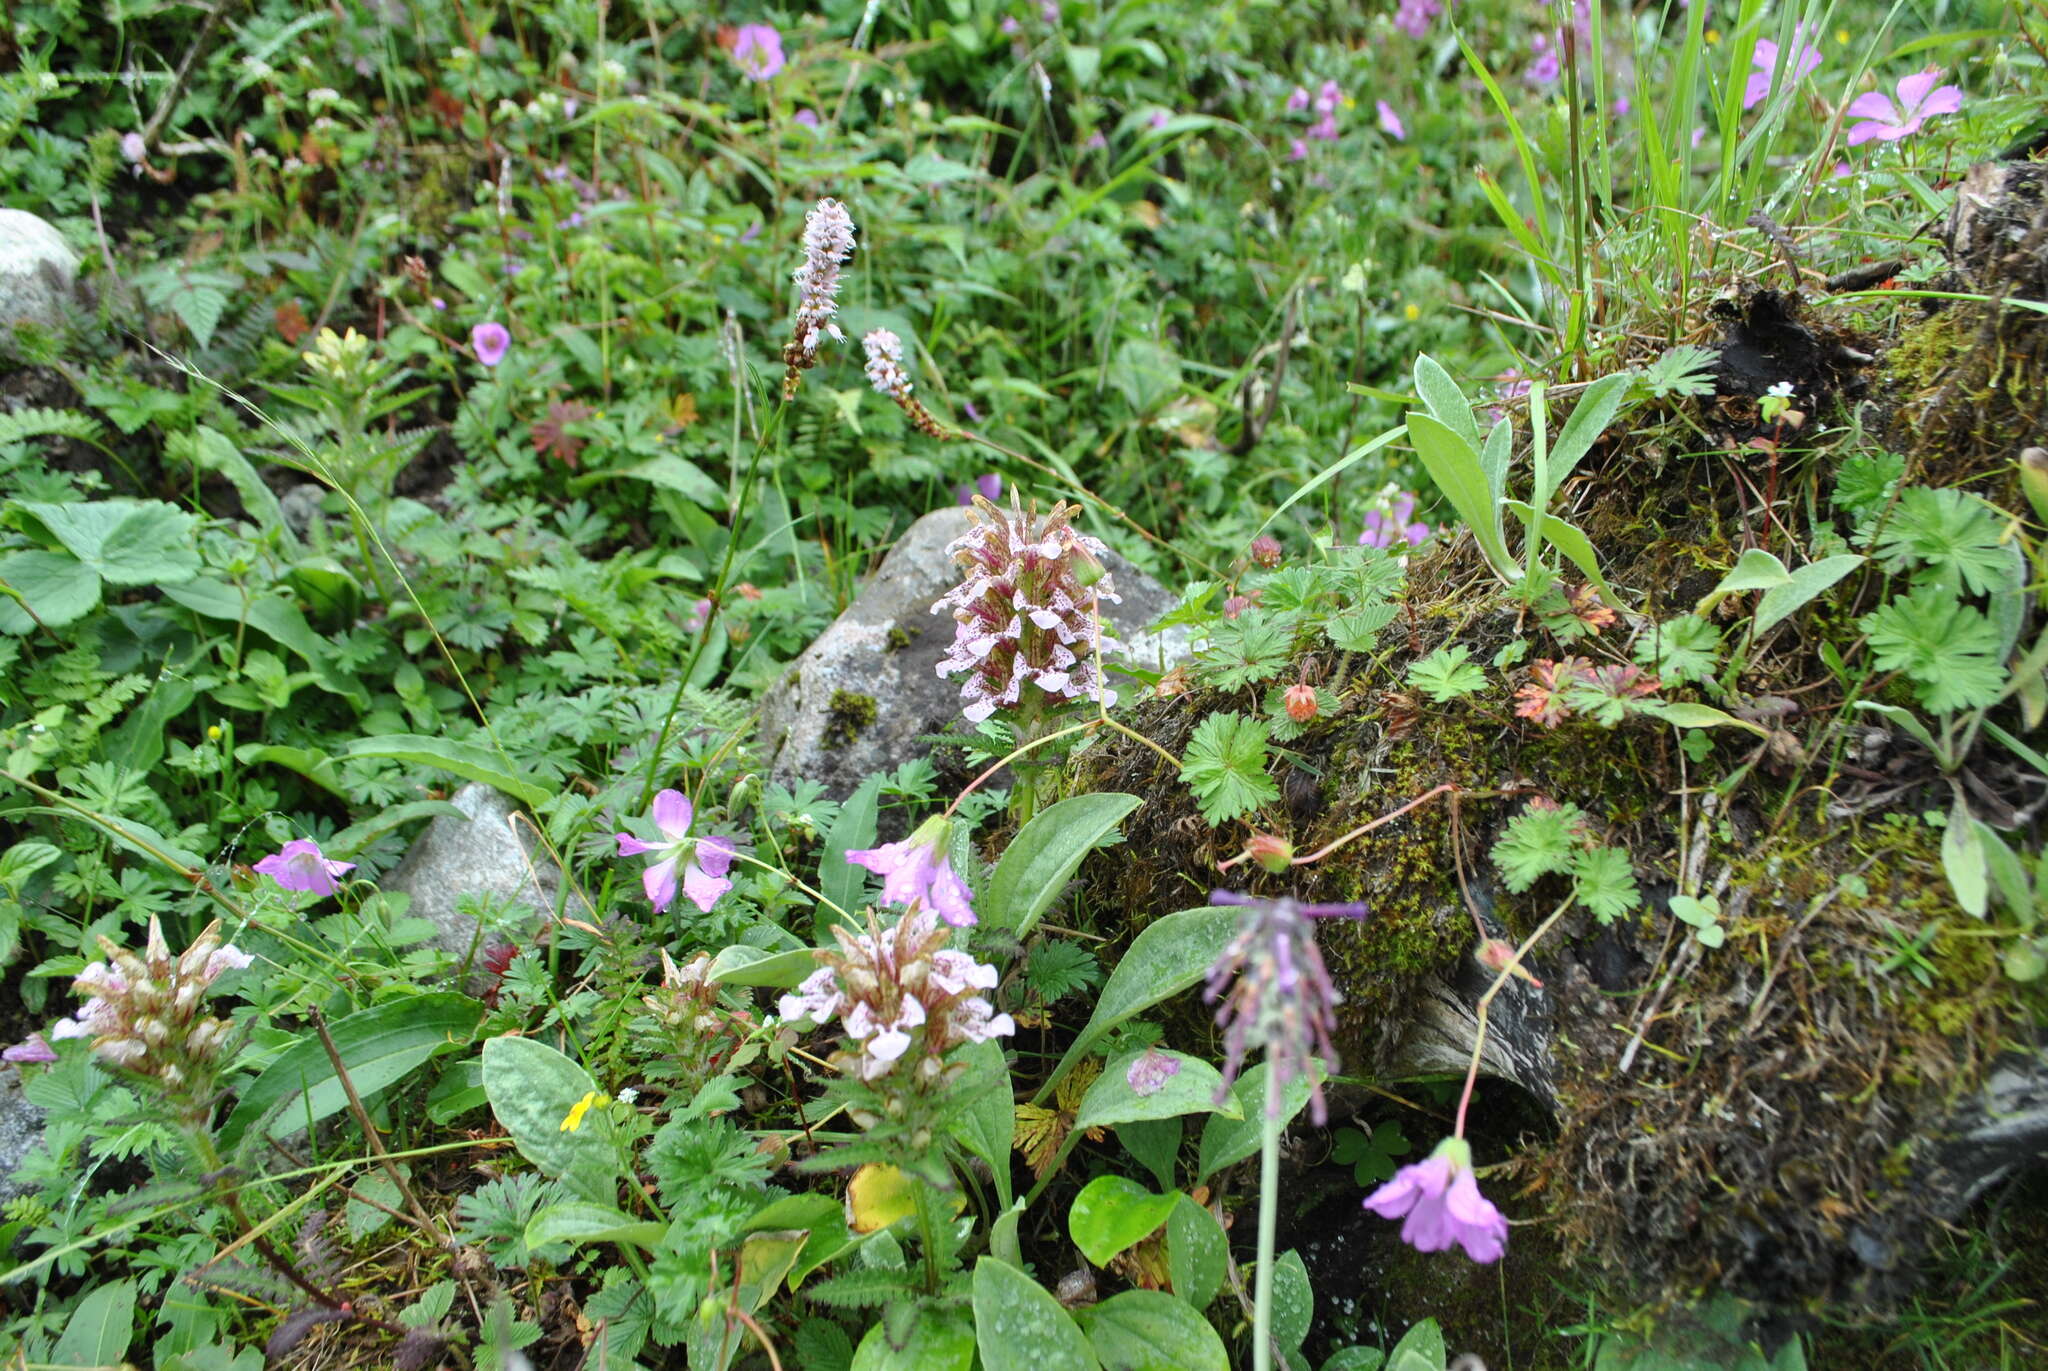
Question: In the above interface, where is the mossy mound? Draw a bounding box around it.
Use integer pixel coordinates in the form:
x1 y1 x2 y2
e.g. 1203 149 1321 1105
1056 181 2048 1315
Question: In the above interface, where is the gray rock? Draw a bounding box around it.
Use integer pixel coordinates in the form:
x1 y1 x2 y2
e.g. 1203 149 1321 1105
382 783 569 963
0 209 83 335
0 1066 45 1201
760 506 1194 802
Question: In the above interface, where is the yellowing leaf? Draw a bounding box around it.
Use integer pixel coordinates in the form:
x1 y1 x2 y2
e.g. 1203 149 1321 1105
845 1163 960 1233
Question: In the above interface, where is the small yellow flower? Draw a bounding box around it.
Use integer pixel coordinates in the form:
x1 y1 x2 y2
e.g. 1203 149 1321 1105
206 725 222 741
1835 28 1849 45
1705 27 1721 45
1403 303 1421 322
559 1090 606 1132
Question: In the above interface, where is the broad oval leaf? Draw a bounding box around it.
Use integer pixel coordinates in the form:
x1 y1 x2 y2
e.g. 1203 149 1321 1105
346 734 549 807
1195 1060 1321 1183
1068 1175 1179 1267
1754 554 1864 636
1166 1196 1227 1311
220 993 482 1149
480 1035 621 1204
984 792 1141 937
972 1257 1096 1371
1078 1289 1229 1371
524 1201 666 1252
51 1278 135 1366
1074 1050 1235 1134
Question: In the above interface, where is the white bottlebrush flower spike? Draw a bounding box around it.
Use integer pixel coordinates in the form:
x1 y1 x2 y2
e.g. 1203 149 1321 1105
782 197 857 395
862 328 950 438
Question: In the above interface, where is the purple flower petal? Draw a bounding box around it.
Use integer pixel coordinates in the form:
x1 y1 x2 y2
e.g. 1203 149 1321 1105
650 789 694 842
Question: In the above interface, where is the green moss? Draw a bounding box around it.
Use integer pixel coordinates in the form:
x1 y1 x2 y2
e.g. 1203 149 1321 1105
822 689 879 749
885 624 916 651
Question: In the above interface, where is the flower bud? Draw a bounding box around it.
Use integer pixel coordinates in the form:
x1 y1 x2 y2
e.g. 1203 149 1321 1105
1477 938 1543 987
1284 683 1319 723
1246 832 1295 874
1248 533 1282 568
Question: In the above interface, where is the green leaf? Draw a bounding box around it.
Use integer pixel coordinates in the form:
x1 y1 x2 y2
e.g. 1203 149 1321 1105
949 1037 1015 1208
1078 1290 1229 1371
1037 907 1239 1103
1387 1318 1447 1371
1322 1350 1388 1371
972 1258 1098 1371
852 1301 976 1371
480 1035 622 1204
1871 487 2017 599
1166 1196 1227 1310
1407 412 1517 582
1860 587 2008 714
1942 794 1989 918
1074 1052 1234 1138
1502 502 1612 598
524 1202 666 1252
580 455 724 507
900 150 985 184
52 1278 135 1366
185 425 289 535
1069 1176 1180 1267
707 945 818 988
1754 555 1863 636
0 549 100 633
1634 614 1722 686
1116 1116 1181 1191
1491 801 1586 892
1405 645 1487 703
1541 370 1633 499
19 499 200 586
984 793 1141 937
346 734 550 807
1179 711 1280 826
220 994 482 1149
1571 846 1640 923
1639 701 1769 736
821 773 882 934
1698 549 1790 609
1269 1249 1313 1353
1195 1060 1319 1182
1412 355 1480 452
159 577 366 705
234 744 350 800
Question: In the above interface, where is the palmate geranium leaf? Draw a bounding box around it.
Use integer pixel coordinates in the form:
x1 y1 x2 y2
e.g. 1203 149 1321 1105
1859 585 2007 714
1634 613 1722 685
1491 800 1587 892
1869 487 2018 598
1178 711 1280 825
1406 643 1488 702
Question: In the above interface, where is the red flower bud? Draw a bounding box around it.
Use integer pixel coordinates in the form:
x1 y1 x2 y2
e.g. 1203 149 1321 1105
1284 683 1319 722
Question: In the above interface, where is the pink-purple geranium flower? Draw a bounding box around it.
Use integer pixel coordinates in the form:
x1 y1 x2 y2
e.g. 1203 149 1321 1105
1742 34 1822 110
1286 85 1311 113
954 473 1003 506
1363 1136 1508 1262
1359 491 1430 549
1844 69 1963 145
2 1034 56 1064
1393 0 1441 39
1377 100 1406 140
471 321 510 367
846 817 975 927
255 838 355 896
733 24 785 81
616 789 737 915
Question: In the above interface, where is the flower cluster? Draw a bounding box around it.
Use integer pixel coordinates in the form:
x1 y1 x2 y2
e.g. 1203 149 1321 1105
47 917 250 1102
955 473 1003 506
778 911 1014 1083
1357 489 1430 550
616 789 738 915
847 816 976 927
1204 891 1367 1124
641 949 752 1085
1393 0 1440 39
861 328 950 438
932 493 1122 725
781 197 857 397
1363 1136 1509 1262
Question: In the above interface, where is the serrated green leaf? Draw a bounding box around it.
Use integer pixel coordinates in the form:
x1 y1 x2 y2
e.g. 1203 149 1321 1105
18 499 200 586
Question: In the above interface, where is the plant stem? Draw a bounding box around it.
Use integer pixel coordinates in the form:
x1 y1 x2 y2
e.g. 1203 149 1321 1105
1454 894 1572 1138
1253 1062 1284 1371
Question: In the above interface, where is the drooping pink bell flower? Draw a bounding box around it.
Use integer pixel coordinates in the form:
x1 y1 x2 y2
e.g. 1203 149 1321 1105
1844 69 1963 145
1363 1135 1509 1262
616 789 737 914
846 816 975 926
255 838 356 896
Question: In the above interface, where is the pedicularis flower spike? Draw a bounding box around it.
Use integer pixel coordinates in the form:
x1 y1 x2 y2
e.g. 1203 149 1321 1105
861 328 949 438
778 911 1014 1083
782 197 856 397
932 493 1122 725
48 916 250 1109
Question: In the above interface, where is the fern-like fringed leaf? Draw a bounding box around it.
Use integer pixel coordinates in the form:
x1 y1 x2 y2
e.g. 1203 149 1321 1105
804 1268 920 1309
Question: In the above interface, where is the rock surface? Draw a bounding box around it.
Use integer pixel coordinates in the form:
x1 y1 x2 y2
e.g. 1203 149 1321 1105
759 505 1194 802
382 783 570 961
0 209 82 335
0 1066 44 1200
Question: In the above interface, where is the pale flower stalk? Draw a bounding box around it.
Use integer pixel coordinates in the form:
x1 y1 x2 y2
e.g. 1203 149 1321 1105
862 328 950 438
782 197 857 397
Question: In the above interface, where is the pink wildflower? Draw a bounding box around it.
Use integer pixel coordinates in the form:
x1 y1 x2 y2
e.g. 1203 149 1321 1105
1126 1047 1181 1096
1358 492 1430 549
471 321 511 367
732 24 785 81
1376 100 1406 140
1393 0 1441 38
1363 1136 1509 1262
1845 69 1963 145
255 838 355 896
615 789 736 914
846 817 975 927
1743 34 1823 110
1288 138 1309 162
1286 85 1311 113
2 1034 56 1064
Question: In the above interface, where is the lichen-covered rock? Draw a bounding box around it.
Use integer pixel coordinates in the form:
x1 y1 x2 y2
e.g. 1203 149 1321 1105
382 783 569 961
0 209 83 335
0 1066 45 1201
759 505 1194 802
